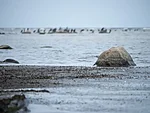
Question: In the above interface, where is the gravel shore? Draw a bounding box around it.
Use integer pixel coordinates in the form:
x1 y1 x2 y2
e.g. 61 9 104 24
0 65 149 89
0 65 150 113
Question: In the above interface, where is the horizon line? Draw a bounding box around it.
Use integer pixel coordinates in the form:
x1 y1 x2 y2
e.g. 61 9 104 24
0 26 150 29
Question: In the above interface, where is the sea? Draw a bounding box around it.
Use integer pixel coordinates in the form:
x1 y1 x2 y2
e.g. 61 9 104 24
1 28 150 113
0 28 150 66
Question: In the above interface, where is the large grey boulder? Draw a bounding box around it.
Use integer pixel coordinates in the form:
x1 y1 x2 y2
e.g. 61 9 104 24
94 47 136 67
0 45 12 49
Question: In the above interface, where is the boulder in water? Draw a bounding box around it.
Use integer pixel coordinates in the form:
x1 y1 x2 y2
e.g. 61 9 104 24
0 45 12 49
3 59 19 64
94 47 136 67
41 46 52 48
0 32 5 35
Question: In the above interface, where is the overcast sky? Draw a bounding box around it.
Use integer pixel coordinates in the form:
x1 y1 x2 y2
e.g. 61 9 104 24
0 0 150 28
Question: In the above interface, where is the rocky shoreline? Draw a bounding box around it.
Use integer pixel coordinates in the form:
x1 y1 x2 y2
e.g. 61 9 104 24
0 65 150 113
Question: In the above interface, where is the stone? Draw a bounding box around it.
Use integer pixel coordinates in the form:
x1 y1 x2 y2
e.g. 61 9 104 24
94 47 136 67
3 59 19 64
0 32 5 35
41 46 53 48
0 94 28 113
0 45 12 49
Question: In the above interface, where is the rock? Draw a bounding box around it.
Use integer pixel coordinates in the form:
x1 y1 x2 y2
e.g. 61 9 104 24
41 46 52 48
94 47 136 67
3 59 19 64
0 32 5 35
0 45 12 49
0 94 28 113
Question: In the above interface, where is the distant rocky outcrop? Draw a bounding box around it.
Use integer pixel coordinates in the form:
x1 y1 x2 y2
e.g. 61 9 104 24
0 94 29 113
0 59 19 64
94 47 136 67
0 45 12 49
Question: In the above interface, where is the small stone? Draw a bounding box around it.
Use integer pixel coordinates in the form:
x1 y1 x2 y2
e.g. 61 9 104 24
0 45 13 49
3 59 19 64
41 46 52 48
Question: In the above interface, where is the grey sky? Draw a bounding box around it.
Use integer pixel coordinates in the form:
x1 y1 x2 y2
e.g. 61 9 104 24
0 0 150 27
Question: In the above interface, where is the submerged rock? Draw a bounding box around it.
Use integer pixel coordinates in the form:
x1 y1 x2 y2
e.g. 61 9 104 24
0 94 28 113
1 59 19 64
0 45 12 49
0 32 5 35
41 46 53 48
94 47 136 67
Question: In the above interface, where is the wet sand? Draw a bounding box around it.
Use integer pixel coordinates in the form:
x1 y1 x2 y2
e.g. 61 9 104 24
0 65 150 113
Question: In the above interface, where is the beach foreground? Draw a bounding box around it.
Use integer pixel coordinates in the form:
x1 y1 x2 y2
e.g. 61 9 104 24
0 65 150 113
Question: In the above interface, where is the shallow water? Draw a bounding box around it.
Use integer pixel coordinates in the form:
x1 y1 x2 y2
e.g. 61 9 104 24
26 78 150 113
0 28 150 66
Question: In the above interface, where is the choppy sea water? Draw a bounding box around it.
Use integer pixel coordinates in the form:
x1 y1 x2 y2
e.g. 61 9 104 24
0 28 150 66
1 28 150 113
